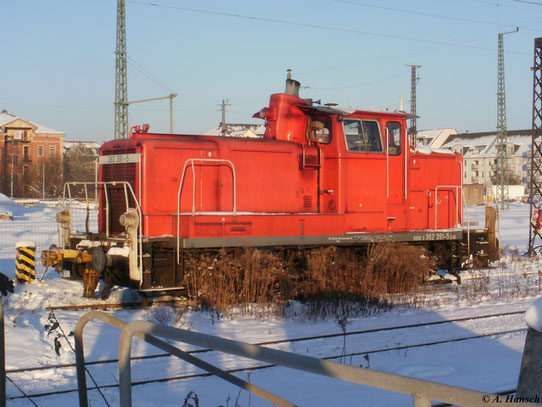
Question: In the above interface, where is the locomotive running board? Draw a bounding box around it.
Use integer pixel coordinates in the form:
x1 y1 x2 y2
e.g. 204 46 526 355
180 230 465 249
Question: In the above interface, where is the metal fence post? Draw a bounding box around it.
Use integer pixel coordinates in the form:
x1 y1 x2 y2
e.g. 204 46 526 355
75 311 130 407
0 301 5 407
118 327 133 407
517 328 542 399
413 394 431 407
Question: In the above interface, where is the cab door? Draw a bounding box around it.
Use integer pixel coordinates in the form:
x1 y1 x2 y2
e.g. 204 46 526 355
342 118 387 232
385 121 407 230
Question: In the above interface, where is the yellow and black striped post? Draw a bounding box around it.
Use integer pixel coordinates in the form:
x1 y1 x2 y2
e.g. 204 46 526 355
15 242 36 283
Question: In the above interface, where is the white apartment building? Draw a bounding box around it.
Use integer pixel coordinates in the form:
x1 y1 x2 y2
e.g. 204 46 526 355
439 130 532 188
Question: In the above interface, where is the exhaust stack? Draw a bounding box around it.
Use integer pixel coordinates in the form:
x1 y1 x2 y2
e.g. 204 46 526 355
285 69 300 98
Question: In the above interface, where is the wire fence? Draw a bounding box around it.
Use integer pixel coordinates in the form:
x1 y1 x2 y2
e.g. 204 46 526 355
0 201 98 280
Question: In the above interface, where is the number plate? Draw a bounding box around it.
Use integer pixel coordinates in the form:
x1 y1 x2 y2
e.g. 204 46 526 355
99 153 141 165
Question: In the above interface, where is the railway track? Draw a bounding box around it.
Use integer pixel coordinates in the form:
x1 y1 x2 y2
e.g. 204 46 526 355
6 310 527 402
45 297 189 312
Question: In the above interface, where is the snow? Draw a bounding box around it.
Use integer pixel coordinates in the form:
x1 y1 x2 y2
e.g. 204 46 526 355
15 241 36 249
0 201 541 406
0 193 56 219
0 111 65 135
525 298 542 333
441 132 532 158
107 246 130 256
414 145 456 155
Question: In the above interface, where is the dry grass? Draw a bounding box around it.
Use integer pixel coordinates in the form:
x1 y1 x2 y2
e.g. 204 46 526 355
299 244 432 319
183 248 291 317
461 248 542 301
495 249 542 299
183 243 434 319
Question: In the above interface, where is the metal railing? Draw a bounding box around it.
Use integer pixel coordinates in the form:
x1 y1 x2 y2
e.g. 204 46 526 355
74 311 293 407
75 311 541 407
62 181 143 273
176 158 237 264
430 185 463 230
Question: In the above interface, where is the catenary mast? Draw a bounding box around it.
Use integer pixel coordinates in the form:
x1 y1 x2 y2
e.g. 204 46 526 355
495 29 518 209
114 0 128 139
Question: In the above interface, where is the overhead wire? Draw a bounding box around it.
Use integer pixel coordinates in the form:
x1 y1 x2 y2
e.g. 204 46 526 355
125 0 529 56
511 0 542 5
308 71 409 90
468 0 536 11
298 28 507 76
298 8 542 77
127 55 175 94
333 0 525 28
334 0 542 34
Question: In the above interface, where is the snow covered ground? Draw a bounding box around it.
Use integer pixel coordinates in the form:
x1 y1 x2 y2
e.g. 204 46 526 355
0 201 540 406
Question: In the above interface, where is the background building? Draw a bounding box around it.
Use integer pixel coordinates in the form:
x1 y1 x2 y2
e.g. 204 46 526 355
440 130 532 189
0 110 65 198
416 128 459 148
205 123 265 138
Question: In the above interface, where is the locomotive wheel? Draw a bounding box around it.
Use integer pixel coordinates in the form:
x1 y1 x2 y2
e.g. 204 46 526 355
91 247 106 274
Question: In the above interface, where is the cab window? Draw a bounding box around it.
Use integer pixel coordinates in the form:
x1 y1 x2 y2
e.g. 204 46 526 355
343 119 383 153
386 121 402 156
307 116 332 144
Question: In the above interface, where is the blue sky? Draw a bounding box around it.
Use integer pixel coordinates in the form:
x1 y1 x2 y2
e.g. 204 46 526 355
2 0 541 141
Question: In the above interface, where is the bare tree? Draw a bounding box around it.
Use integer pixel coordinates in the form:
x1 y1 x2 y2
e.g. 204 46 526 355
24 156 63 199
63 144 97 198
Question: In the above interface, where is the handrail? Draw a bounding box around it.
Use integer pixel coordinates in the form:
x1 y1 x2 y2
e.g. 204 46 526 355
176 159 237 264
73 311 541 407
61 181 143 274
431 185 462 230
116 319 539 407
74 311 295 407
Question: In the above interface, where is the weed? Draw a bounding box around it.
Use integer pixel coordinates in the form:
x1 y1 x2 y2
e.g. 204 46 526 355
43 312 66 356
363 353 370 368
182 391 199 407
144 306 177 326
461 248 542 301
184 248 289 318
184 243 434 319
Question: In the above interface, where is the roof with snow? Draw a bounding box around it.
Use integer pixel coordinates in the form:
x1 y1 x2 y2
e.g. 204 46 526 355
64 141 101 153
441 129 533 158
205 123 265 138
0 110 65 135
416 128 459 148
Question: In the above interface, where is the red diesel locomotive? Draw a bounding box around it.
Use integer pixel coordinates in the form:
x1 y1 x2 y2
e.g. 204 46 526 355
43 74 496 297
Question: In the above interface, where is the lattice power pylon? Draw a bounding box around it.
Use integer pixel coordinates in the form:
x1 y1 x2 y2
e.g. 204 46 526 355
495 29 518 210
114 0 128 139
528 37 542 255
406 64 421 147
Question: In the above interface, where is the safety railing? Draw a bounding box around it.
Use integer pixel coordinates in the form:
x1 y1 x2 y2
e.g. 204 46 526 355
176 159 237 264
74 311 540 407
75 311 293 407
62 181 143 273
430 185 462 230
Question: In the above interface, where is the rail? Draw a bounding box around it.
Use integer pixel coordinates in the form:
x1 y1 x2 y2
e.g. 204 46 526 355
176 159 237 264
62 182 143 273
431 185 462 230
74 311 539 407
